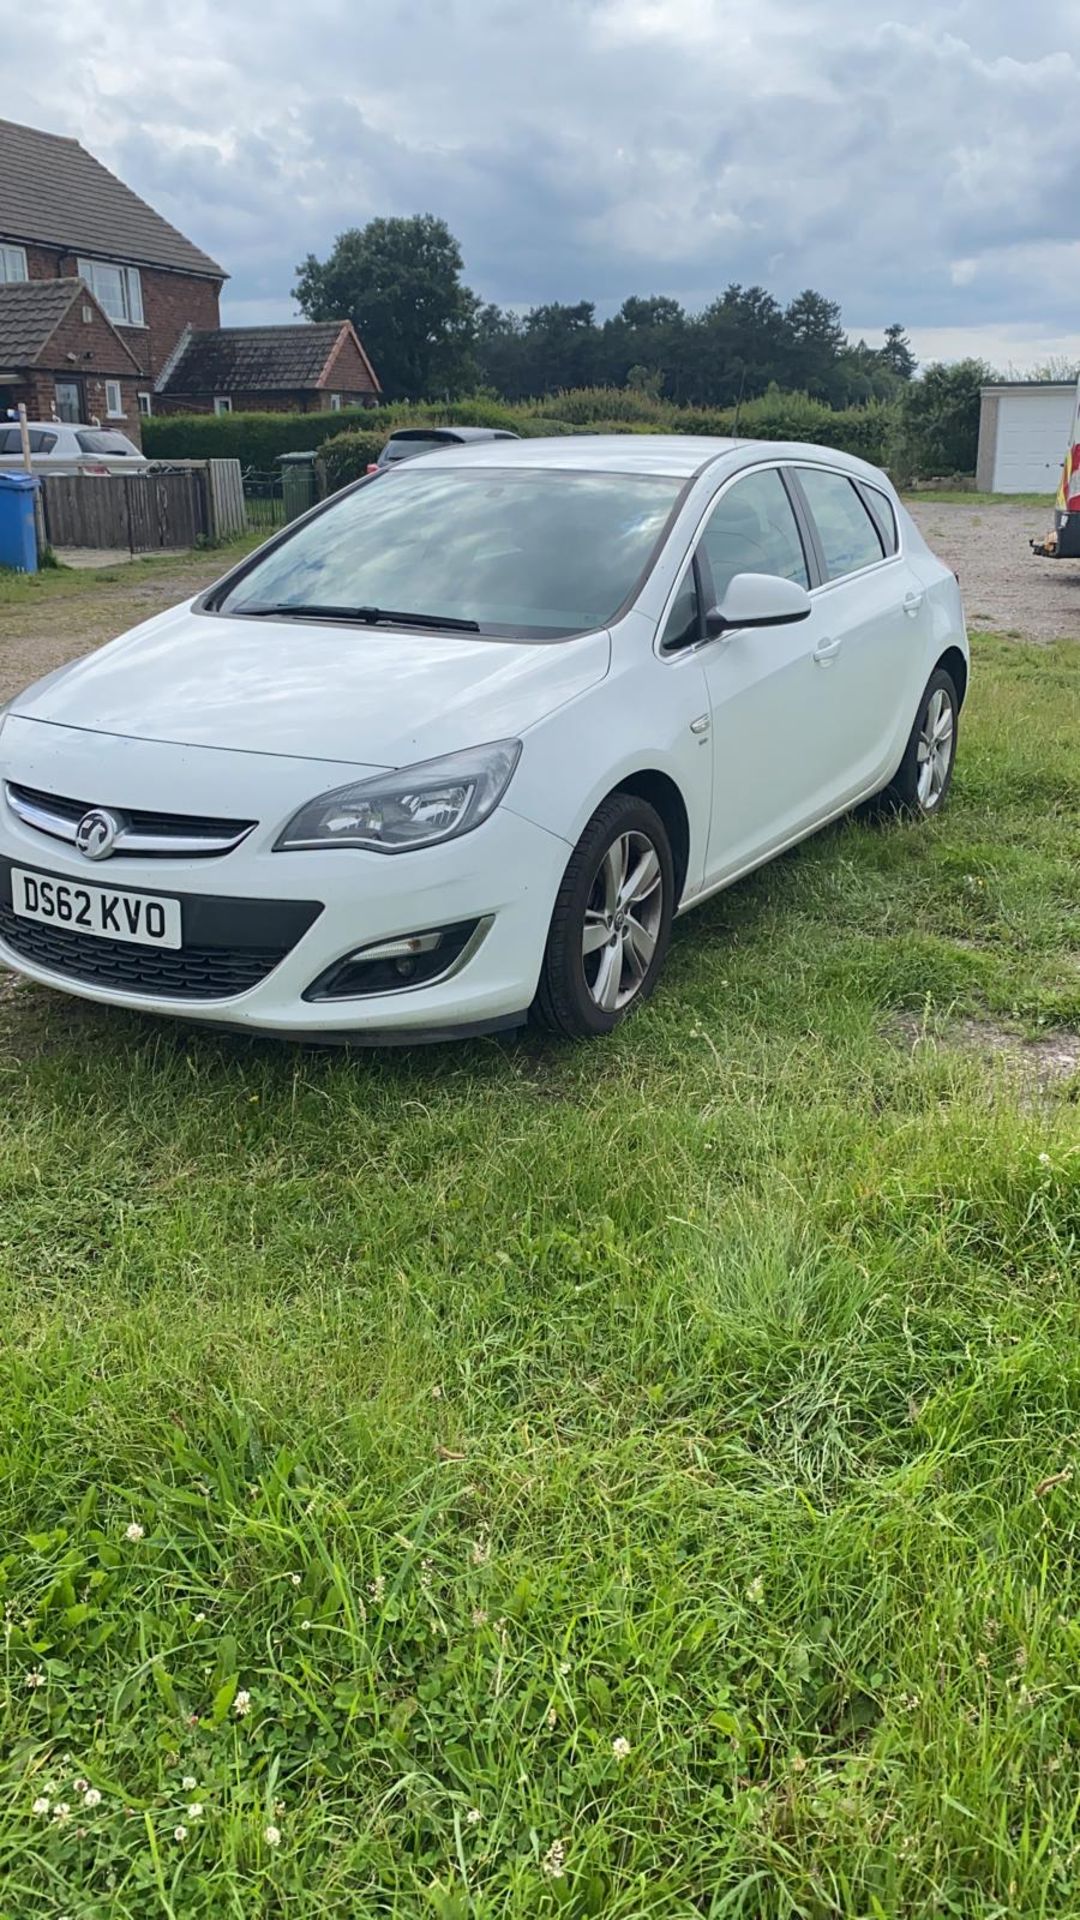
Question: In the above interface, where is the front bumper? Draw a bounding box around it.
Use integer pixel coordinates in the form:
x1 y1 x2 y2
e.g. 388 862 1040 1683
0 725 570 1039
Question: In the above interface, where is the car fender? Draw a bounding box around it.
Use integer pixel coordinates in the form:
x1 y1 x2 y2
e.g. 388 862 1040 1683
506 613 712 899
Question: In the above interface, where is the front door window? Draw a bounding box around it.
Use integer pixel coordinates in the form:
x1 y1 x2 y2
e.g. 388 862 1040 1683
54 381 81 424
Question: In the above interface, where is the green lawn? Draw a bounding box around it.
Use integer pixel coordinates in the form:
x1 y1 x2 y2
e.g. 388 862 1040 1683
1 633 1078 1919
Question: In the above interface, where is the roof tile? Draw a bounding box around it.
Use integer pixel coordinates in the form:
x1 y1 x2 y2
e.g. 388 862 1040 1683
0 118 224 278
160 324 347 394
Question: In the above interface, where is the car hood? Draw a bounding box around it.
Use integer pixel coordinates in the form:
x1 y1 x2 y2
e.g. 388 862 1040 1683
10 601 612 767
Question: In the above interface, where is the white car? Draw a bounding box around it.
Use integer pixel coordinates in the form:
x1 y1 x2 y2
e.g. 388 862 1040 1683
0 436 967 1043
0 422 149 476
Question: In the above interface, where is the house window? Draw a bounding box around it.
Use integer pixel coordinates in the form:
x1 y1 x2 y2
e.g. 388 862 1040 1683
77 257 145 326
213 396 232 415
138 392 153 417
105 380 124 418
0 244 28 282
329 393 343 412
54 380 82 424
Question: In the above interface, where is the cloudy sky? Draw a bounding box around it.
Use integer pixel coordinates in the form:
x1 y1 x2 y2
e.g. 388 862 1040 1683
10 0 1080 371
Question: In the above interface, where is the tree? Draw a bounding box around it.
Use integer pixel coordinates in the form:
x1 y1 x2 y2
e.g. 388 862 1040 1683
293 215 478 401
881 322 917 381
897 359 992 479
785 289 849 400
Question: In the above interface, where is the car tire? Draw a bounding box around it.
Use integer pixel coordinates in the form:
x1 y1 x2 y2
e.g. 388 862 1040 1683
879 667 959 818
533 793 675 1039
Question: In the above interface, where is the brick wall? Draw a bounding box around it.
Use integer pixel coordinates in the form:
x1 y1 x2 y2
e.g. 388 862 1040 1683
155 388 377 416
24 243 221 381
319 327 380 400
24 371 143 444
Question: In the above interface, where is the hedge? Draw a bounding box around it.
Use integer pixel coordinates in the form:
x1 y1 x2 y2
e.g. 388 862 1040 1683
145 387 898 479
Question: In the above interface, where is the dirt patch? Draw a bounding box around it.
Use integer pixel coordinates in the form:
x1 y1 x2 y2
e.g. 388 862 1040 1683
907 501 1080 644
0 550 237 705
890 1011 1080 1095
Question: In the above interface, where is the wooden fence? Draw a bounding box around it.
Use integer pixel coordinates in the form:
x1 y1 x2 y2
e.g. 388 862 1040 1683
39 460 247 553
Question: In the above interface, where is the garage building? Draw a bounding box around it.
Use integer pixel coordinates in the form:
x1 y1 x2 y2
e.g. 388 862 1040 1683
976 381 1077 494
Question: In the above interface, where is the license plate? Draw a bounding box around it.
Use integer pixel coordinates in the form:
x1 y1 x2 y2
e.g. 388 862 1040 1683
11 868 181 948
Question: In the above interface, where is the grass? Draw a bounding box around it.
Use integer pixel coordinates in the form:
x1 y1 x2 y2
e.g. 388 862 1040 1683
0 535 262 609
0 631 1078 1917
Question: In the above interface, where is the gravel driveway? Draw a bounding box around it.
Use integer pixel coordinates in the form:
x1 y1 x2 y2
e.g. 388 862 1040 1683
0 503 1077 710
907 500 1080 643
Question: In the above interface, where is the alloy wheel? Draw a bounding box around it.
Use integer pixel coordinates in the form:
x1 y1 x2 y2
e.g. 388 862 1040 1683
916 685 955 809
581 830 664 1012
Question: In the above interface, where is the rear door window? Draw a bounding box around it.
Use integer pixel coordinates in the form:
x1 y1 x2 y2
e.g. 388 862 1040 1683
856 482 899 556
796 468 884 580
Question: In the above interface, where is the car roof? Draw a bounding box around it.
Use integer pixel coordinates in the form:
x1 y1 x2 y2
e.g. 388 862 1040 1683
387 425 516 443
408 432 889 484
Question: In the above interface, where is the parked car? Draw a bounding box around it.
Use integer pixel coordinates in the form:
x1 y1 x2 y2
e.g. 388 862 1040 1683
0 435 968 1044
368 425 519 474
0 422 149 477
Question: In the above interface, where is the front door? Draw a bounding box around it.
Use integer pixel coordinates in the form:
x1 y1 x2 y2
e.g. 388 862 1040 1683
694 465 840 884
54 380 81 424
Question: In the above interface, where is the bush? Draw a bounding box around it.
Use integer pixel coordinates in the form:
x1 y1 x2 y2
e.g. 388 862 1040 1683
894 360 990 483
143 407 384 471
145 386 900 482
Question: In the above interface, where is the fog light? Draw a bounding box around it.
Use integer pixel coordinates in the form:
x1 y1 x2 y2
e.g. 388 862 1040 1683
303 919 488 1001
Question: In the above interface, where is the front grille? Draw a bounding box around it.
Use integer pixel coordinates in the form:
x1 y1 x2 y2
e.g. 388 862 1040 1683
4 782 257 858
0 906 283 998
0 863 323 1002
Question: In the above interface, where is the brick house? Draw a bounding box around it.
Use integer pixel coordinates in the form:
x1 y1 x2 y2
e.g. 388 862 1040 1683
0 117 227 442
0 117 382 440
156 320 381 415
0 280 144 430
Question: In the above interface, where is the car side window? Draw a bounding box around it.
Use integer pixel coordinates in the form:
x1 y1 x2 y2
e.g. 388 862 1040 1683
797 468 884 579
0 428 21 453
28 430 58 453
698 468 809 604
857 482 898 556
659 561 702 653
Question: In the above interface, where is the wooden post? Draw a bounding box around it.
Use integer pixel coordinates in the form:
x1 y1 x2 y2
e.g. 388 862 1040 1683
17 402 46 563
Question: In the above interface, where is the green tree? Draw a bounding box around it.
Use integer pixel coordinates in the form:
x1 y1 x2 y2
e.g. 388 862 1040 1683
293 215 478 401
785 289 849 400
881 322 917 381
897 359 992 479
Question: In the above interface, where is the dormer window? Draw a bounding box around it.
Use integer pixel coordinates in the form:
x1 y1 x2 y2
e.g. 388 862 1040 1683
77 257 144 326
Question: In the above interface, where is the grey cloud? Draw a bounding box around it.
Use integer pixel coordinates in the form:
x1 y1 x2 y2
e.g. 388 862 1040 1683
4 0 1078 363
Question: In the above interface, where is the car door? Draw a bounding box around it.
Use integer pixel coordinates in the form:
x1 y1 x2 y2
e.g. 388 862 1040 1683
787 465 924 801
686 465 845 885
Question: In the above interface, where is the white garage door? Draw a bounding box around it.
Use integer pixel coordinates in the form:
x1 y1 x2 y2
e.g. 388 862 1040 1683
993 390 1074 492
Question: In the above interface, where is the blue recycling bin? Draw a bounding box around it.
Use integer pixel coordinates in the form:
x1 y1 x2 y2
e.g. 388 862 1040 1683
0 470 40 573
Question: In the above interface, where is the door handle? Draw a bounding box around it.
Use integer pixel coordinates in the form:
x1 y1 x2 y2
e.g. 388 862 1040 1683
903 590 925 618
812 635 842 663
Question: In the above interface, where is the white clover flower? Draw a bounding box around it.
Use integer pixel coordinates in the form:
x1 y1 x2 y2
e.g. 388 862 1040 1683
466 1807 481 1826
264 1823 281 1847
540 1838 566 1880
83 1787 102 1809
73 1778 88 1794
174 1824 188 1842
182 1776 197 1792
233 1689 252 1718
32 1796 50 1816
53 1803 72 1825
25 1670 45 1689
125 1522 145 1544
1039 1152 1052 1166
612 1735 631 1761
193 1612 207 1625
290 1573 302 1587
187 1803 204 1819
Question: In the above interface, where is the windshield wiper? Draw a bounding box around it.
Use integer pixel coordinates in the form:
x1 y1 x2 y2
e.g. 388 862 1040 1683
235 602 481 632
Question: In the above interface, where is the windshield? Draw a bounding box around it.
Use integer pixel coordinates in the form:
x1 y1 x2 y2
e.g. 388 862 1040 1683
380 434 452 463
75 431 138 455
215 467 683 638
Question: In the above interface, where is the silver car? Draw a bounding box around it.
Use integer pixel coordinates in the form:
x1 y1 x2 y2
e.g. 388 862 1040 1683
0 422 149 477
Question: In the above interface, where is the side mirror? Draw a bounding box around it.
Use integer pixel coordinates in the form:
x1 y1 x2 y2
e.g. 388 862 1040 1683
705 572 812 637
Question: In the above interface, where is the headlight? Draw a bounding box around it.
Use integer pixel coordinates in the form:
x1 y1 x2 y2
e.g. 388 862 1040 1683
275 739 522 854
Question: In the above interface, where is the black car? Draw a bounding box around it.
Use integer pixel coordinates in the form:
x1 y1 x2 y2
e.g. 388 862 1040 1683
369 426 520 474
